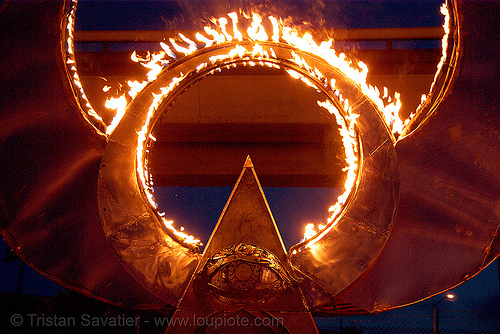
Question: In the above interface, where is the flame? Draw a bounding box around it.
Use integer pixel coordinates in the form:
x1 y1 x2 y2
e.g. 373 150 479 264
134 74 203 245
436 3 451 90
228 12 244 41
297 99 360 247
64 0 104 129
127 80 148 99
278 29 404 136
96 12 429 247
303 223 317 241
104 94 127 135
413 2 450 127
132 50 172 82
104 80 149 135
169 33 198 56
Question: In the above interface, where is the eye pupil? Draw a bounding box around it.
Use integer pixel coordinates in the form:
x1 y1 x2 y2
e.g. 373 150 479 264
234 263 253 281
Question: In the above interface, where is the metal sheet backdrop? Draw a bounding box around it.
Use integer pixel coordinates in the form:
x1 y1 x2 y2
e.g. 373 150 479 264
337 0 500 313
0 0 167 310
0 0 499 315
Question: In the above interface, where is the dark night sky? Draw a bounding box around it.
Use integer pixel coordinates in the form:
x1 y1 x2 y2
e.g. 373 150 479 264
1 0 499 331
74 0 445 31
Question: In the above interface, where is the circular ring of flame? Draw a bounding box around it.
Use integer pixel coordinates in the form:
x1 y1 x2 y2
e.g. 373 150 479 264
98 40 399 303
140 41 363 248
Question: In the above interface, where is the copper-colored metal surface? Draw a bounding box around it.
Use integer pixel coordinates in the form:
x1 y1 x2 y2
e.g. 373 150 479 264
337 0 500 312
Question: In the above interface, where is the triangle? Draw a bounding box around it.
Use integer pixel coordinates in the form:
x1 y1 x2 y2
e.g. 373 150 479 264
203 155 288 266
166 157 318 334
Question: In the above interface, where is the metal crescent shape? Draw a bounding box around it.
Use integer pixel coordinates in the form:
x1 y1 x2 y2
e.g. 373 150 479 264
338 0 500 313
97 41 399 306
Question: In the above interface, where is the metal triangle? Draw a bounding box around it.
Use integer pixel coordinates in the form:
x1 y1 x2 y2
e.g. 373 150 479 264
202 156 288 264
243 155 254 168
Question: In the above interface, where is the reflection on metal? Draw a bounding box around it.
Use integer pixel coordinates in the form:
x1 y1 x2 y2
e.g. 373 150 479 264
0 0 499 324
166 157 318 333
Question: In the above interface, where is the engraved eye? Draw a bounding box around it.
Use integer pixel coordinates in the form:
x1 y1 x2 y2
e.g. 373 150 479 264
202 244 290 304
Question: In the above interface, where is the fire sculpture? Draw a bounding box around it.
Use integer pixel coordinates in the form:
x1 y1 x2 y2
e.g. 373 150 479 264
0 0 499 333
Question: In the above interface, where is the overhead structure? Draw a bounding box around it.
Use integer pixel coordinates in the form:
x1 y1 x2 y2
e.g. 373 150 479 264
0 1 499 331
